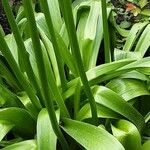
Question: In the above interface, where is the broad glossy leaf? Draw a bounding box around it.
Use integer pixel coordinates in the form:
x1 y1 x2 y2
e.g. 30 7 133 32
93 86 145 131
77 103 122 121
0 120 14 141
63 59 135 99
87 59 135 83
106 78 150 101
37 109 60 150
0 108 36 138
61 118 125 150
1 140 37 150
97 57 150 84
64 57 150 100
111 119 141 150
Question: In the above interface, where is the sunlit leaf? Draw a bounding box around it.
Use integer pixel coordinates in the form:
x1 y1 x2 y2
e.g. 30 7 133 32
111 119 141 150
61 118 125 150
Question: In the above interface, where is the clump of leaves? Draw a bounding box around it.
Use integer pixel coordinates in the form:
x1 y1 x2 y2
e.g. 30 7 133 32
0 0 150 150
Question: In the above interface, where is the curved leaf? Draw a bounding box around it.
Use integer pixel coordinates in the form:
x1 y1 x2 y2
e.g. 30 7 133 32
123 22 148 52
77 103 122 121
1 140 37 150
111 119 141 150
0 108 36 138
93 86 145 131
63 59 134 99
0 120 14 142
106 78 150 101
61 118 125 150
120 70 150 81
37 109 60 150
135 24 150 57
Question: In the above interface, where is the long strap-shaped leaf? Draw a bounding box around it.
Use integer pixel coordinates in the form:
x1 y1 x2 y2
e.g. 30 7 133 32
61 118 125 150
2 0 45 106
107 78 150 101
101 0 111 63
123 22 148 52
39 0 68 91
0 29 41 111
23 1 69 149
111 119 141 150
37 109 60 150
58 0 98 124
1 140 37 150
93 86 145 131
63 59 134 99
0 107 36 138
134 24 150 57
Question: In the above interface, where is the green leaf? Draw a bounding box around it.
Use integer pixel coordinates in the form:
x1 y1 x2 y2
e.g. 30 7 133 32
139 0 148 8
86 59 135 84
4 34 18 65
37 109 60 150
135 24 150 57
106 78 150 101
61 118 125 150
77 103 122 121
0 84 23 108
111 119 141 150
93 86 145 131
0 25 5 37
114 49 142 61
0 120 14 141
46 0 62 32
110 12 130 37
123 22 148 52
64 59 134 99
1 140 37 150
119 70 150 81
141 9 150 16
0 108 36 138
38 30 60 86
77 1 111 69
17 92 39 118
0 58 20 90
141 140 150 150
